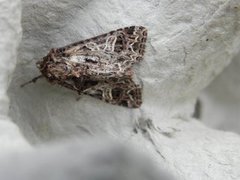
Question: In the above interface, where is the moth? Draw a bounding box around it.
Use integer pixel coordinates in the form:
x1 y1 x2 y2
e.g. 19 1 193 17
21 26 147 108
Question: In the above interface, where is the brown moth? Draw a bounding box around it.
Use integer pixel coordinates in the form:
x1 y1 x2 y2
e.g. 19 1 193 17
21 26 147 108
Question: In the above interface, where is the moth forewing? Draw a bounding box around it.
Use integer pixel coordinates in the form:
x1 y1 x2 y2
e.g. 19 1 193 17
22 26 147 108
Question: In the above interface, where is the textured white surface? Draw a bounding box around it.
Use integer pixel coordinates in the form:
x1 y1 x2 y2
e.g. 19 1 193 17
3 0 240 179
0 140 175 180
0 0 31 153
201 52 240 134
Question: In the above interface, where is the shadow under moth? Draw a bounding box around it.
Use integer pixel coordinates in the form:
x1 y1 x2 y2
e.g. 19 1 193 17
21 26 147 108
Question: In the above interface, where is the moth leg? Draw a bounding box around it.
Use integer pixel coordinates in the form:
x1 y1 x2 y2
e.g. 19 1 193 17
58 81 83 101
60 81 77 92
58 80 83 100
20 75 43 88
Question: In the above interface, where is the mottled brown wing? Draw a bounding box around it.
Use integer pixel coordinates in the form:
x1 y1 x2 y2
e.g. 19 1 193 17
60 26 147 61
82 79 142 108
36 26 147 108
49 26 147 80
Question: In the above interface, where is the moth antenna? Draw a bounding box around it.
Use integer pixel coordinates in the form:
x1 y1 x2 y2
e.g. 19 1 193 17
20 75 43 88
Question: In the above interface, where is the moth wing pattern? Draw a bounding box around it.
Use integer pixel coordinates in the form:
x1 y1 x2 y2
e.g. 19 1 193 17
83 79 142 108
35 26 147 108
53 26 147 80
62 26 147 61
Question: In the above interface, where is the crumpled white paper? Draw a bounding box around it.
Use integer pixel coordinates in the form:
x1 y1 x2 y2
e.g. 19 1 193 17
201 52 240 134
1 0 240 179
0 0 31 153
0 140 175 180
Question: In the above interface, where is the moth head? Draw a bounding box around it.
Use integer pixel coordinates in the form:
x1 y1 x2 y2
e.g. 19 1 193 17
37 47 58 70
35 53 55 81
37 52 72 82
36 56 48 71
